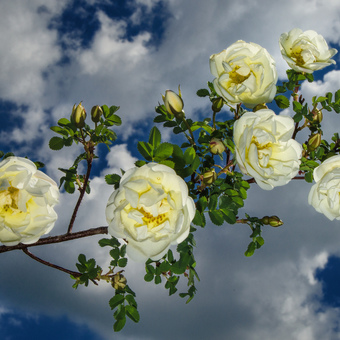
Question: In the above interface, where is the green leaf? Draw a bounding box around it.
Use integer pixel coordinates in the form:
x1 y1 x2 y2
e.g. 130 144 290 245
105 174 121 185
196 89 210 97
335 89 340 103
50 126 69 137
256 236 264 246
208 194 218 211
183 146 196 164
292 101 302 112
144 273 154 282
126 305 140 323
208 210 224 226
245 242 256 257
154 143 173 160
154 275 162 284
220 208 236 224
118 258 128 267
125 294 137 308
274 95 290 109
305 171 313 183
64 180 75 194
78 254 86 264
58 118 71 126
137 141 153 160
109 294 125 309
113 316 126 332
192 210 206 227
148 126 161 148
49 137 64 150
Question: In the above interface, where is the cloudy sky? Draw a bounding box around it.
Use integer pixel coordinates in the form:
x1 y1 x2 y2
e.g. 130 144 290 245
2 0 340 339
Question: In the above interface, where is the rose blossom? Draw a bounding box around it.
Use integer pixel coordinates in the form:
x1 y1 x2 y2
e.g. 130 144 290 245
105 163 195 262
233 109 302 190
279 28 337 73
0 156 59 245
209 40 277 108
308 155 340 220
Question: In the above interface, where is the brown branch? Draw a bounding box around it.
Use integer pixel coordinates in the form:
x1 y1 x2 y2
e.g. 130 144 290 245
0 226 108 254
22 247 81 277
67 148 94 234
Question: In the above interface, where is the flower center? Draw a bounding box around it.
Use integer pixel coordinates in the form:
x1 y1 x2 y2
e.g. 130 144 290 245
139 207 169 230
229 65 251 84
251 136 272 167
0 185 20 214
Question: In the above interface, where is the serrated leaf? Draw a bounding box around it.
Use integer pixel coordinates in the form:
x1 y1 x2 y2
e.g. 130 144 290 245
105 174 121 185
192 210 206 227
220 208 236 224
183 147 196 164
208 210 224 226
148 126 161 148
154 142 173 159
137 141 153 160
305 171 313 183
196 89 210 97
49 136 64 150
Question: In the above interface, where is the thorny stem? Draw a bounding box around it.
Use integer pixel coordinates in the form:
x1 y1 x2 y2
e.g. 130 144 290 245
212 111 217 130
182 118 195 145
67 143 94 234
22 247 81 278
0 227 108 254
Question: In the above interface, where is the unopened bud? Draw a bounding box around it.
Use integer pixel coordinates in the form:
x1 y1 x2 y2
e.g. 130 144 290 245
253 103 268 112
202 169 217 186
163 88 185 119
91 105 103 123
211 97 224 112
307 133 322 151
112 273 127 290
209 138 225 155
71 102 86 128
261 215 283 227
312 109 323 124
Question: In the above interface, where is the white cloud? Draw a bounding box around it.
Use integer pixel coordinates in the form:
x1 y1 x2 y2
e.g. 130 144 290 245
2 0 340 339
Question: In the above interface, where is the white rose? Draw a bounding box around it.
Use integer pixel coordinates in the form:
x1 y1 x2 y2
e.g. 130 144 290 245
233 109 302 190
209 40 278 109
308 155 340 220
105 163 196 262
279 28 338 73
0 156 59 246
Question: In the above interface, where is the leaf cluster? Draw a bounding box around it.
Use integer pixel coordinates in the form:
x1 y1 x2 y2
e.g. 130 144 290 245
144 230 199 303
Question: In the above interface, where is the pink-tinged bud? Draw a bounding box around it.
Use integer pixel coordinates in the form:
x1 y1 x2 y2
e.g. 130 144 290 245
307 133 322 151
261 215 283 227
91 105 103 123
163 89 185 119
211 97 224 112
112 273 127 290
209 138 225 155
202 169 217 186
312 109 323 124
71 102 86 128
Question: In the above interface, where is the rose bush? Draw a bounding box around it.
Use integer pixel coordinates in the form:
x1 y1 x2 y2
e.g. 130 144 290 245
209 40 277 108
233 109 302 190
105 163 196 262
279 28 337 73
308 155 340 220
0 156 59 245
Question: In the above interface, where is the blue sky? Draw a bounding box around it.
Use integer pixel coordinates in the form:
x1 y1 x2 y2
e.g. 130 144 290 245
2 0 340 339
